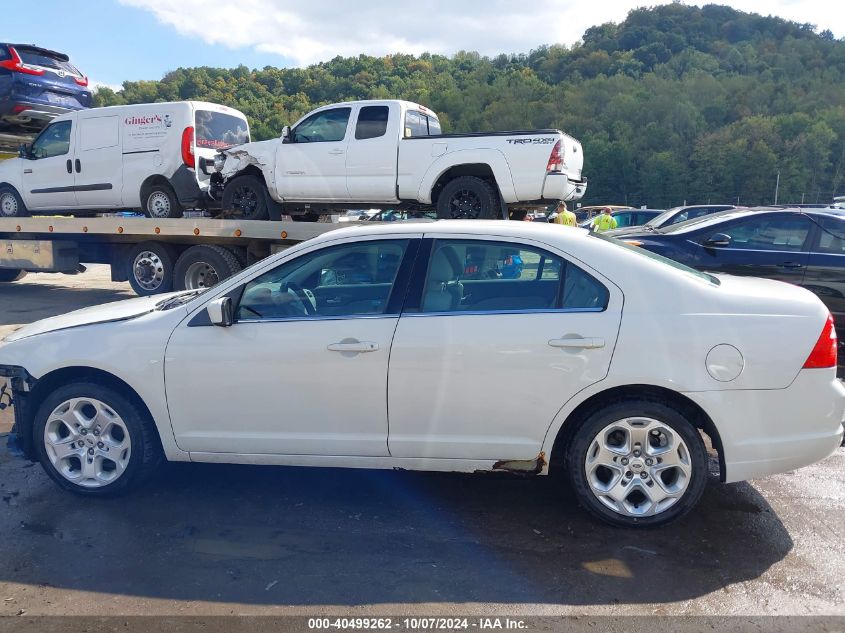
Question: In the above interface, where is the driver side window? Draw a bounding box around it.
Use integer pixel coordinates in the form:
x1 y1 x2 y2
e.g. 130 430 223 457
30 121 72 159
237 239 409 321
292 107 351 143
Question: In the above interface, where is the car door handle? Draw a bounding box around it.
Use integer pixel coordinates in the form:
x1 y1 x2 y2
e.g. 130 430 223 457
23 169 32 174
328 149 345 155
780 262 803 269
548 337 605 349
66 160 72 174
74 159 81 173
327 340 379 353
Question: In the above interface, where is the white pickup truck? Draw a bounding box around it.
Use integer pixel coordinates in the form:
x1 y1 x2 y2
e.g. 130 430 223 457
208 99 586 220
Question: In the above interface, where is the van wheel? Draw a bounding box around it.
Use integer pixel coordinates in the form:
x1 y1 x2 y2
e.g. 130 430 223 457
0 269 26 282
566 399 708 528
436 176 498 220
143 185 183 219
33 381 163 497
221 175 269 220
0 185 29 218
174 245 242 291
126 242 176 296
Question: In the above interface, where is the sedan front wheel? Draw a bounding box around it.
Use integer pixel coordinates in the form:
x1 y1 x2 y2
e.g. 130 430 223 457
34 382 163 496
567 400 708 527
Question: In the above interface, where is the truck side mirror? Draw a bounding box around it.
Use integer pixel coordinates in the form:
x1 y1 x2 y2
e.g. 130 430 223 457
18 144 30 159
207 297 233 327
281 126 291 144
704 233 731 248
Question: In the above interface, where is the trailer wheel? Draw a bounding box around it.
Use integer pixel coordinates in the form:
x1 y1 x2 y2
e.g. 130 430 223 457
221 175 269 221
0 185 29 218
143 185 183 219
436 176 498 220
174 245 242 291
0 269 26 283
126 242 176 296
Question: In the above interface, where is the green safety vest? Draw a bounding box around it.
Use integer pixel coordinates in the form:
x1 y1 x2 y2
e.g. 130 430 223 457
592 214 618 232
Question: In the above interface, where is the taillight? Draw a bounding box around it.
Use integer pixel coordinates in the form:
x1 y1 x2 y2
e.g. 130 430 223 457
546 140 564 173
803 314 837 369
74 75 89 87
181 126 195 168
0 47 46 76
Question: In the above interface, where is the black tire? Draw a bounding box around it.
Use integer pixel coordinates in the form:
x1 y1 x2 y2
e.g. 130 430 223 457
221 175 269 220
0 268 26 282
126 241 177 296
436 176 499 220
174 244 242 291
33 381 163 497
566 399 708 528
143 184 183 219
0 184 29 218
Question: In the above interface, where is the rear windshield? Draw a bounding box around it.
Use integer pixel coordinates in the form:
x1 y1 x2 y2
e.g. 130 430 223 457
195 111 250 150
589 232 719 285
404 110 442 137
15 47 80 75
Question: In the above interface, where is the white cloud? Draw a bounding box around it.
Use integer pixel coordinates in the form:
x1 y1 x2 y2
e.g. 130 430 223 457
118 0 845 67
89 79 123 92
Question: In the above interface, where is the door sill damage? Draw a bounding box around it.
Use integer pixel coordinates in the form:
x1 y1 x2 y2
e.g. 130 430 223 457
486 451 546 476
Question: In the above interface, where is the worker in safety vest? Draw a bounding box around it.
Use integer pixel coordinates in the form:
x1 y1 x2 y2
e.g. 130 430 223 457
553 201 577 226
590 207 618 232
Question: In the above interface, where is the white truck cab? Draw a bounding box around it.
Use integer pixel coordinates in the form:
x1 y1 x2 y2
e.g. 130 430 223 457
212 99 586 220
0 101 249 219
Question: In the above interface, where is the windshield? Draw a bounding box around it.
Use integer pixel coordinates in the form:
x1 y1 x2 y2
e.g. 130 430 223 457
589 232 719 285
195 111 250 150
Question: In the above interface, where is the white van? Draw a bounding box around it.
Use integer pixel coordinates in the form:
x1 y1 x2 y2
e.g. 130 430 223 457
0 101 250 219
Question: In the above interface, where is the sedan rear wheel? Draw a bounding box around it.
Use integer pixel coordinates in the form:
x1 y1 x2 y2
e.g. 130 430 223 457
34 382 163 496
567 400 707 527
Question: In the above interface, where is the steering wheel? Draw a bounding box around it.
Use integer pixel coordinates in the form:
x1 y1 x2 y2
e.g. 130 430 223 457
283 281 317 315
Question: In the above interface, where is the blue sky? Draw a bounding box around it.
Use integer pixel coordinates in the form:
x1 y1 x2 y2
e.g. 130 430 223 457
3 0 844 91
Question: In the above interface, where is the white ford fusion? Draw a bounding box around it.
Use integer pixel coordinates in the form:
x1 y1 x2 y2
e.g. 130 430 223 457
1 221 843 527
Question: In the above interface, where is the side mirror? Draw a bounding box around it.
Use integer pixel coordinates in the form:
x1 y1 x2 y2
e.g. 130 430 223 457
207 297 233 327
281 126 291 144
18 144 30 159
704 233 732 248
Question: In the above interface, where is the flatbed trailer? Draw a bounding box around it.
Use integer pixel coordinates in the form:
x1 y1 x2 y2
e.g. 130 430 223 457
0 215 354 296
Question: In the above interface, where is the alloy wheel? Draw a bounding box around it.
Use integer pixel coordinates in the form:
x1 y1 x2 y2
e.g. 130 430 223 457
448 189 483 219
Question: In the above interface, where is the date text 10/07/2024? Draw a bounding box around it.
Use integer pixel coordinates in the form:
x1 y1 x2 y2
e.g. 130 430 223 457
308 617 529 630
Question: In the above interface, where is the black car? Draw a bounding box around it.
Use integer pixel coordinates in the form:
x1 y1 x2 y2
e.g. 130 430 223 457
608 204 739 237
617 207 845 361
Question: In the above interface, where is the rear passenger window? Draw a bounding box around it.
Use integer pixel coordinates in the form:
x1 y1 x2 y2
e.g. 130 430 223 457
419 240 607 313
355 106 389 140
404 111 428 138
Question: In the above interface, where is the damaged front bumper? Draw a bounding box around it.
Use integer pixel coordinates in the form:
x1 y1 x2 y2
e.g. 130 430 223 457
0 365 36 460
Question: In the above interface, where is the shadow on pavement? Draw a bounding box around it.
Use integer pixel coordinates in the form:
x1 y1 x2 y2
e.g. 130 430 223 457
0 282 132 326
0 455 793 606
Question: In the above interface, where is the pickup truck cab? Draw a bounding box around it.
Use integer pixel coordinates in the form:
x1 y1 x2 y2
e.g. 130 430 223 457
211 100 586 220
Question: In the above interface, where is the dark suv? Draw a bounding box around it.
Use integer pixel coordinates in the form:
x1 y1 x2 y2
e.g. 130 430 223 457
0 44 92 130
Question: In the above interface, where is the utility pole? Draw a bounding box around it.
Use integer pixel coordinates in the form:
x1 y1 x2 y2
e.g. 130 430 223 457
774 170 780 205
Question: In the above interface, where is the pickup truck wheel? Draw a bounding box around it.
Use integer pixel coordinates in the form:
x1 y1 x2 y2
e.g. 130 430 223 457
567 399 708 528
222 175 269 220
143 185 183 219
436 176 498 220
0 268 26 282
33 382 163 497
126 242 176 296
174 245 242 291
0 186 29 218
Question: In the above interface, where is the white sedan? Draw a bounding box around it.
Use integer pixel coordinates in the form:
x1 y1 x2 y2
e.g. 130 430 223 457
1 221 843 527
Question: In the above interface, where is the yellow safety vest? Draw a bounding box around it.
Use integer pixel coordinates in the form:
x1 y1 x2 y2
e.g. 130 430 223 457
554 210 577 226
592 214 618 232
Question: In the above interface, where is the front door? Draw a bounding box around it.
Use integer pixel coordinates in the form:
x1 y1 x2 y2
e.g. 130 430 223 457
74 114 123 208
21 119 77 210
387 236 623 460
165 236 418 456
693 213 813 284
276 106 352 201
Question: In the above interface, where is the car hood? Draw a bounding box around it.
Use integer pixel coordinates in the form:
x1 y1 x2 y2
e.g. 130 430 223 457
2 292 182 343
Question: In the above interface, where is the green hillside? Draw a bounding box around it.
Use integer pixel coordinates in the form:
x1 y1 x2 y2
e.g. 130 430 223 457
94 3 845 207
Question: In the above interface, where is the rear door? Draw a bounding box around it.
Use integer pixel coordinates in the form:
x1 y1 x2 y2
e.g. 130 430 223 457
20 118 77 209
387 235 622 460
692 213 812 284
73 114 122 207
276 106 352 200
345 104 399 202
